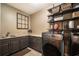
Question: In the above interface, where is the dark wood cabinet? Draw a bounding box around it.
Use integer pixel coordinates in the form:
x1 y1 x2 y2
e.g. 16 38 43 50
0 45 1 55
19 36 28 50
23 37 28 48
1 44 10 55
29 36 42 52
0 36 28 56
0 39 10 56
0 40 2 55
0 36 41 56
10 38 20 53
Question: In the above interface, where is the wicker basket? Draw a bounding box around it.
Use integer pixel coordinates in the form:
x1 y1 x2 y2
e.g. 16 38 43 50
73 3 79 8
52 6 60 15
60 3 72 12
73 11 79 17
74 19 79 29
63 13 72 19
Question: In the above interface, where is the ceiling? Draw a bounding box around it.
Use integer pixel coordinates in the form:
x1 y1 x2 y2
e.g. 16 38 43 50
7 3 53 15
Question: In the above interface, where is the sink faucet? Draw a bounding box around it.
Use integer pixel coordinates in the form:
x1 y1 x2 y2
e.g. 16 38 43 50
5 32 10 37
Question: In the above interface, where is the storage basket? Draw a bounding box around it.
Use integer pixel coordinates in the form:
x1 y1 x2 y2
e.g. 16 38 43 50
73 11 79 17
60 3 72 12
52 6 60 15
63 13 72 19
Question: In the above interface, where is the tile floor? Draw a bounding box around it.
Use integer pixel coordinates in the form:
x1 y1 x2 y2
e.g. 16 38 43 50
24 47 42 56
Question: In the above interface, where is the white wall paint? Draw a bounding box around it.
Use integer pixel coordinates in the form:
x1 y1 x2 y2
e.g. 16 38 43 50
0 3 1 34
30 9 49 37
1 3 61 37
1 4 30 37
30 4 61 37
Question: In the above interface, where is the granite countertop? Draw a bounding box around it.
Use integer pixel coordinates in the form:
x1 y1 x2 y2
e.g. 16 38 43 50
0 37 15 40
0 33 30 40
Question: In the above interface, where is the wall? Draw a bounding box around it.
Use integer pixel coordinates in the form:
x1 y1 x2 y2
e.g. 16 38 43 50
0 3 1 34
1 3 61 37
30 9 49 37
30 4 61 37
1 4 30 37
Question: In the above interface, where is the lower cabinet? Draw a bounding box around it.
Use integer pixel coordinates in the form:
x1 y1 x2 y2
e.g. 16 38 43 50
29 36 42 52
1 44 10 56
0 40 2 55
10 38 20 54
0 36 42 55
19 36 28 50
0 39 10 56
0 36 28 56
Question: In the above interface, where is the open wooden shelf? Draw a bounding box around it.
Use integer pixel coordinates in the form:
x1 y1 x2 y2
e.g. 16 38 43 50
48 17 79 23
63 29 79 32
73 33 79 36
49 28 79 32
48 3 79 56
48 7 79 17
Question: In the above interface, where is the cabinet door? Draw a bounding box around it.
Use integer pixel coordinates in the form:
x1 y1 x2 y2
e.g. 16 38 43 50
29 36 37 49
0 43 1 56
10 39 20 53
29 36 42 52
33 37 42 52
19 36 28 50
0 40 1 56
20 39 25 49
23 37 28 48
29 36 33 48
35 37 42 52
1 44 9 56
0 39 10 56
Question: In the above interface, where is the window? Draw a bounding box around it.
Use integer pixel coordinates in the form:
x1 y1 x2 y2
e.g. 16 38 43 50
17 13 29 29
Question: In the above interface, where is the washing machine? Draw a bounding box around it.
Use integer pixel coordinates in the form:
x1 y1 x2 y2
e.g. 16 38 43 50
42 32 63 56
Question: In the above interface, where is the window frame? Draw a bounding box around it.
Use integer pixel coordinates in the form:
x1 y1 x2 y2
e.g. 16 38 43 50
17 13 29 29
